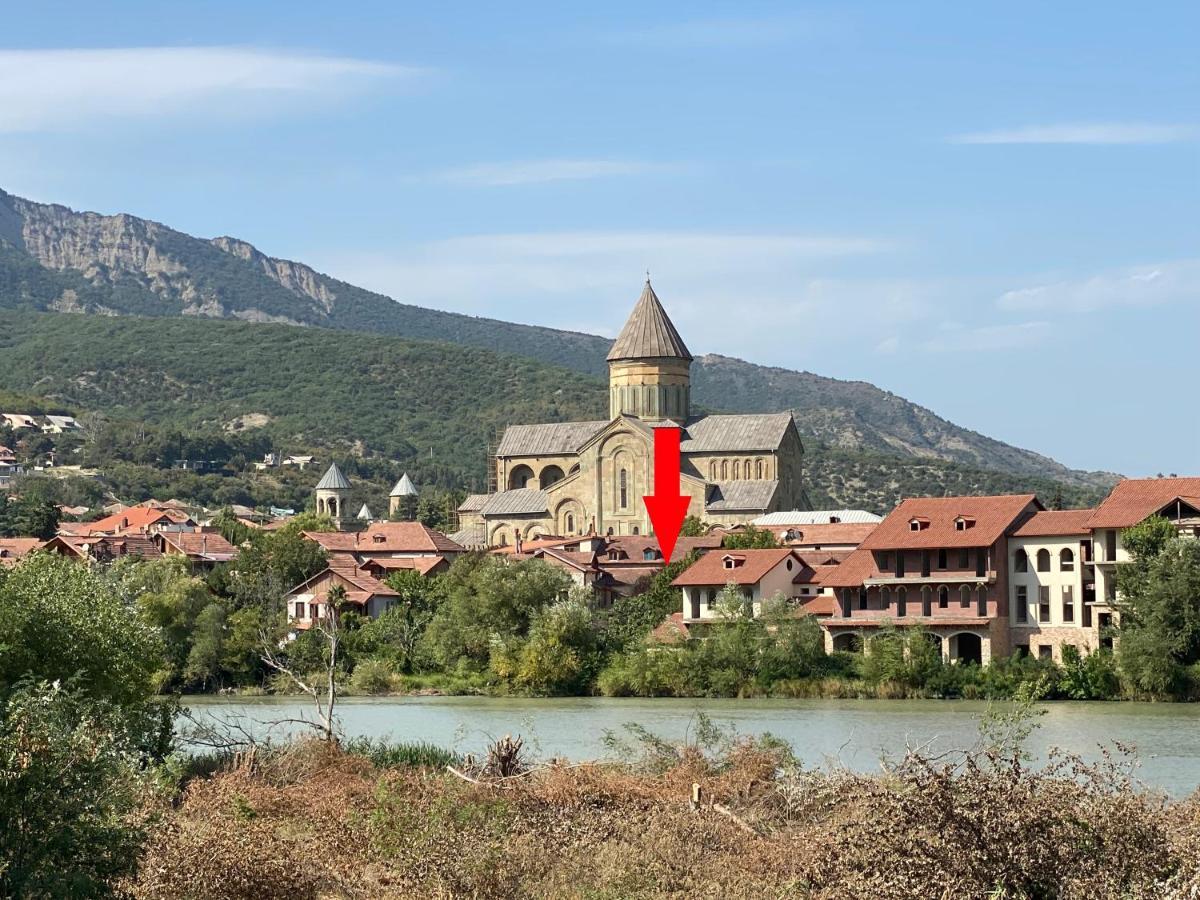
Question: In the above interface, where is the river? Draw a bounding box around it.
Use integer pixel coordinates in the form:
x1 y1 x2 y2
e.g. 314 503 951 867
182 695 1200 796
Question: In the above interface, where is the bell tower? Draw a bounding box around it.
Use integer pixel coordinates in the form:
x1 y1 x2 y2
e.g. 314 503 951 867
607 279 692 423
314 462 352 527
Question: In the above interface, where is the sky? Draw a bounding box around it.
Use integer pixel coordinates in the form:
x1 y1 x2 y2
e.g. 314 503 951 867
1 1 1197 477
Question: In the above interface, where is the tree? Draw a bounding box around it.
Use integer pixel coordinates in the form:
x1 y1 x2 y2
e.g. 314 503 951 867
420 555 571 672
1116 532 1200 696
679 515 708 537
722 525 779 550
494 592 602 694
0 491 60 539
601 553 698 651
262 585 345 742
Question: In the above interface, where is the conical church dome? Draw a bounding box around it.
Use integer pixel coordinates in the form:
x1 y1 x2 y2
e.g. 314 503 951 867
606 279 692 362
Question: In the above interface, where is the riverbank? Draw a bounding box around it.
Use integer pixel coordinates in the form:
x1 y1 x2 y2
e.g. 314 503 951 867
182 695 1200 796
128 726 1200 899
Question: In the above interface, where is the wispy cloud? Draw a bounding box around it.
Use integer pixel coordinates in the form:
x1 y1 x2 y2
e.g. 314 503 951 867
313 229 915 363
997 260 1200 312
0 46 419 133
951 122 1199 145
432 159 689 187
921 321 1051 353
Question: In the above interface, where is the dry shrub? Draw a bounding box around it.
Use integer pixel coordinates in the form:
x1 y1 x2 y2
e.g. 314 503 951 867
125 730 1199 899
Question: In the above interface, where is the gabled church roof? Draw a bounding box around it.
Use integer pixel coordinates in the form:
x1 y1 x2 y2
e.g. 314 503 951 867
389 473 418 497
606 280 693 362
315 463 351 491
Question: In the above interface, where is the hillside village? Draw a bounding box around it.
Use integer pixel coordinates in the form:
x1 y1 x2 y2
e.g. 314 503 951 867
3 286 1196 675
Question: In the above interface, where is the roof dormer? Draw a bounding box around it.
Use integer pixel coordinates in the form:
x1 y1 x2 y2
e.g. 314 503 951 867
954 515 976 531
909 516 930 532
722 554 745 569
642 548 660 562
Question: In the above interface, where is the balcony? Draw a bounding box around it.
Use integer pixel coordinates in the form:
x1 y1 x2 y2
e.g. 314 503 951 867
864 571 996 587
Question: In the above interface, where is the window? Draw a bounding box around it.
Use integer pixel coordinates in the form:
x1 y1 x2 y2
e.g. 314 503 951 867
707 588 717 605
566 513 575 533
879 551 891 571
619 469 628 508
958 548 969 568
959 585 971 608
921 587 932 616
1082 600 1093 628
937 549 947 569
756 458 764 479
910 520 921 531
786 559 794 571
921 552 931 577
1037 549 1051 572
1015 585 1028 623
880 587 890 611
859 588 868 610
733 460 740 479
1038 645 1053 660
1060 548 1075 572
710 461 717 480
1014 549 1028 573
1014 644 1030 658
896 552 905 577
1062 585 1074 623
976 549 987 577
938 586 949 609
293 601 304 619
897 588 907 617
631 526 640 535
1038 586 1051 623
1105 530 1117 561
721 460 728 479
642 548 657 561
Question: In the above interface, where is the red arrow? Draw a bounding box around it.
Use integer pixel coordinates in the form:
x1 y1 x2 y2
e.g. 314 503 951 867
644 426 691 563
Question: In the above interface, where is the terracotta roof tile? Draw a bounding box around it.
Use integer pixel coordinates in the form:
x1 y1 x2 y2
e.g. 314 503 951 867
672 548 800 587
859 494 1039 551
1011 509 1095 537
1086 477 1200 530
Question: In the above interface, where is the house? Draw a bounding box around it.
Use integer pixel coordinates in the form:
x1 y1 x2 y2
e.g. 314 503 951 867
820 494 1043 664
1008 509 1107 662
155 530 239 570
41 415 82 434
43 534 162 564
0 538 43 567
674 548 809 622
304 520 466 563
1 414 37 430
0 446 15 464
285 562 400 629
753 509 881 554
359 555 450 579
1084 476 1200 611
753 508 888 556
61 505 195 537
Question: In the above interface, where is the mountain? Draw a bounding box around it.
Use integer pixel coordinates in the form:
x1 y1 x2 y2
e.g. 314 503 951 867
0 310 1107 511
0 187 1116 494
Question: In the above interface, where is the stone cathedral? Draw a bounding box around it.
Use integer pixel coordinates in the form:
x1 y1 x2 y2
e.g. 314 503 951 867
456 280 809 547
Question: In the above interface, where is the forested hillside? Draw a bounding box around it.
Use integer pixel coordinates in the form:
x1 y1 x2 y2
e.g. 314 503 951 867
0 188 1116 492
0 310 1106 511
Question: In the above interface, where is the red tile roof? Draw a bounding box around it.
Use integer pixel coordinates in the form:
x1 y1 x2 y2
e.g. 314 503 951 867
70 506 192 536
604 535 724 564
287 565 399 605
859 495 1039 551
1011 509 1095 537
649 612 690 645
359 555 448 577
777 522 878 546
817 547 881 588
305 521 465 554
1086 477 1200 530
45 534 162 561
798 594 837 616
158 531 238 561
672 548 800 587
0 538 43 566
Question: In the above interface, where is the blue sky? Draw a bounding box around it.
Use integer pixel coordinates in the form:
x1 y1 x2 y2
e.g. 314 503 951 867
2 1 1196 477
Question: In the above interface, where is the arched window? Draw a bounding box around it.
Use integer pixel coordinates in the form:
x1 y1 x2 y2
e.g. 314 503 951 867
328 498 338 518
710 461 717 481
959 585 971 608
566 513 575 534
317 497 324 515
938 586 949 609
1014 549 1028 573
897 587 907 617
880 587 891 612
756 458 764 479
1036 549 1051 572
721 460 728 479
631 525 640 535
619 469 628 508
733 460 741 479
921 587 932 617
1060 548 1075 572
